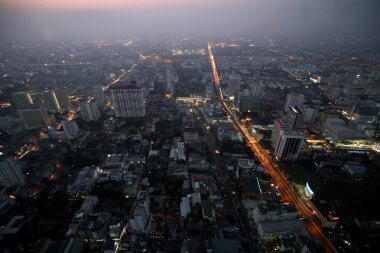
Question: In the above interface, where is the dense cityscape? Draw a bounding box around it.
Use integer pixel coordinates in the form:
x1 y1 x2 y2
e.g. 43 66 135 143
1 1 380 253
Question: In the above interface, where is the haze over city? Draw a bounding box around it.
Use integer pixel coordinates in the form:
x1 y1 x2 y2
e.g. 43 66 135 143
1 0 380 43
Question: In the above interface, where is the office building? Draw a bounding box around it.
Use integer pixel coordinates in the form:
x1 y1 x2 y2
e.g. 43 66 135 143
306 163 362 200
128 192 151 234
287 105 302 130
0 116 23 135
80 102 101 121
274 131 304 160
92 85 105 106
54 90 71 112
41 90 61 113
252 203 298 225
284 93 305 112
250 82 264 98
227 74 241 97
61 120 80 139
110 81 145 118
19 108 52 129
11 92 33 110
301 106 318 123
271 118 289 150
166 67 174 93
348 101 378 123
257 219 305 239
0 157 25 188
205 84 214 99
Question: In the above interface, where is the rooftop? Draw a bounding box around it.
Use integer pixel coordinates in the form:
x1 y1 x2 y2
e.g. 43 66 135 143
211 238 240 253
260 219 304 233
257 203 297 215
110 80 141 90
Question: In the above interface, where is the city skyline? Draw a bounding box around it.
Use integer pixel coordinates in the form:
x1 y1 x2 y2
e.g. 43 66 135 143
1 0 380 43
1 1 380 252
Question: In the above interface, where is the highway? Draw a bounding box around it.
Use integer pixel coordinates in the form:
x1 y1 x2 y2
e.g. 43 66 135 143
196 109 259 253
207 42 338 253
102 60 141 91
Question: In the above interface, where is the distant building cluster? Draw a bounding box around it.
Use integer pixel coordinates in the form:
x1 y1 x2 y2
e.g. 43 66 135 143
0 38 380 253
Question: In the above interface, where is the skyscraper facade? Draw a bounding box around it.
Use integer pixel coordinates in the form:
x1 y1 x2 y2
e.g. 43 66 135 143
80 102 101 121
271 118 289 149
274 131 304 160
93 85 105 106
19 107 52 129
283 93 305 112
110 81 145 118
54 90 71 112
0 157 25 188
228 74 241 97
11 92 33 110
205 84 214 99
61 120 80 139
166 67 174 94
41 90 61 113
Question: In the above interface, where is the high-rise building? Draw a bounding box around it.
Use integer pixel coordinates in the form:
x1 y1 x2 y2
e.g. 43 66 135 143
110 81 145 118
228 74 241 97
301 106 318 123
205 84 214 99
92 85 105 106
54 90 71 112
128 191 151 234
287 105 302 130
11 92 33 110
41 90 61 113
80 102 101 121
166 67 173 93
0 157 25 188
250 83 264 98
284 93 305 112
274 131 304 160
29 92 44 106
271 118 289 150
19 108 52 129
0 116 23 135
61 120 80 139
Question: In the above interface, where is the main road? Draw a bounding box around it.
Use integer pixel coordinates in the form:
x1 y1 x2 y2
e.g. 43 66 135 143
207 42 338 253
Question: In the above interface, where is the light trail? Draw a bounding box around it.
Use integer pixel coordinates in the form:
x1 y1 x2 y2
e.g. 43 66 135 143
102 60 141 91
208 42 337 253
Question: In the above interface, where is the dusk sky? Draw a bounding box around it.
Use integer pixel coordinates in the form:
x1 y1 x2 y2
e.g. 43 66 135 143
0 0 379 43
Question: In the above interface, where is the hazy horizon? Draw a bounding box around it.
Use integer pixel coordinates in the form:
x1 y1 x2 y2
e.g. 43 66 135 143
1 0 379 44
